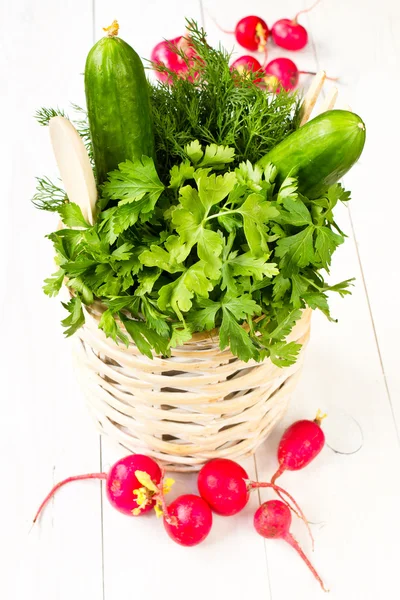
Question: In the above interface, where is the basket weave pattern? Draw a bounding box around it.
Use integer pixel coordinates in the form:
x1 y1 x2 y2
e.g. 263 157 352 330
74 307 311 471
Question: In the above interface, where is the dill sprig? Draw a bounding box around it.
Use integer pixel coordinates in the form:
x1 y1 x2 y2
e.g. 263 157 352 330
149 19 301 182
32 176 67 211
35 104 94 164
35 107 67 126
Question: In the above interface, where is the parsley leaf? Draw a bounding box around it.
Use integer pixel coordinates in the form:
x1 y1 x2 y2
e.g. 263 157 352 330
61 297 85 337
237 194 279 256
43 269 65 297
103 156 164 205
219 307 258 362
58 203 90 229
276 226 315 274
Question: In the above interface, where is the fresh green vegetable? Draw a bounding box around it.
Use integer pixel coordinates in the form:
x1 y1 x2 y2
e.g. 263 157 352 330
258 110 366 198
85 20 154 184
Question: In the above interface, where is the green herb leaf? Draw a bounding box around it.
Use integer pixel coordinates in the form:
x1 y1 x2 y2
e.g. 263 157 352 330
58 203 90 229
219 307 258 362
269 341 301 367
43 269 65 297
279 196 312 226
187 299 221 330
197 143 235 168
314 226 344 271
237 194 279 256
276 226 315 274
169 161 195 190
197 172 237 212
103 157 164 206
185 140 203 164
61 297 85 337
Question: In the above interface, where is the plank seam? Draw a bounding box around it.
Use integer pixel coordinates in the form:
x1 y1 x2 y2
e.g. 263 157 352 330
307 1 400 446
347 211 400 445
253 454 273 599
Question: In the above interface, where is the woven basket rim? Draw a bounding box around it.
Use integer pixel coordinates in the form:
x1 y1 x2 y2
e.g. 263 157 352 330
82 296 311 346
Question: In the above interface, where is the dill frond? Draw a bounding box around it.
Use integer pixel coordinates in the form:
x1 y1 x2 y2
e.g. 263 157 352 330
32 176 67 211
149 20 301 182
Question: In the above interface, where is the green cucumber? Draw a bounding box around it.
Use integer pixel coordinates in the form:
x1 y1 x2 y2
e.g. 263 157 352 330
257 110 366 198
84 22 155 184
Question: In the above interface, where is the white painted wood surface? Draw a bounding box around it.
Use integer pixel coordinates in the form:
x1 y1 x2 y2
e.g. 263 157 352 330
1 1 399 598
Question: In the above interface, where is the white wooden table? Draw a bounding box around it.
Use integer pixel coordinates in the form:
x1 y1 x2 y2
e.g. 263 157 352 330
2 1 399 598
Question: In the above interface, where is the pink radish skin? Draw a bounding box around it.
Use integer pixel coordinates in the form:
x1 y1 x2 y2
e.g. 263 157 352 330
33 454 162 523
198 458 249 516
271 413 326 484
254 500 328 591
230 55 263 79
271 0 322 51
164 494 213 547
264 59 336 92
271 19 308 51
106 455 162 515
151 36 197 82
214 16 269 55
235 16 269 53
264 58 299 91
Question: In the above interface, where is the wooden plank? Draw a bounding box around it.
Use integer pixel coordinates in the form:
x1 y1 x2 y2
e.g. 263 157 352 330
0 2 103 599
94 5 270 598
306 0 400 433
255 1 400 598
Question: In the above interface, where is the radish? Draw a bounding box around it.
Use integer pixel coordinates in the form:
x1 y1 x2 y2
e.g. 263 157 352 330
197 458 314 546
151 36 197 82
271 411 327 483
264 58 336 91
198 458 249 516
235 16 269 53
264 58 300 91
230 55 263 77
33 454 169 522
213 15 269 55
163 494 213 546
272 0 322 51
254 500 328 591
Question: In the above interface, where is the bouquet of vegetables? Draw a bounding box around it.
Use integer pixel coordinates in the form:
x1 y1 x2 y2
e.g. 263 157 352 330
34 20 365 365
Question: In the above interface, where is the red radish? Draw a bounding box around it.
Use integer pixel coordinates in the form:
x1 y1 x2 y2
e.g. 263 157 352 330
213 15 269 55
198 458 249 516
264 59 336 91
163 494 213 547
230 55 263 78
33 454 165 523
271 411 326 484
235 16 269 53
151 36 197 82
272 0 322 51
197 458 314 546
254 500 328 591
264 58 299 91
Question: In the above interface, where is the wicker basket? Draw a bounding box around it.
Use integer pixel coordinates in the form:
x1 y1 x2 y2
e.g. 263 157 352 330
73 305 311 471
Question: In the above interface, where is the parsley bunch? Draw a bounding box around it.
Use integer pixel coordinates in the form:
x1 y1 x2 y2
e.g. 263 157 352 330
43 142 352 365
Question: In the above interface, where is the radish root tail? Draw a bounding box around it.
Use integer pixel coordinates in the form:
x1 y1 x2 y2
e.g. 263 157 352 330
33 473 107 524
284 532 329 592
294 0 322 23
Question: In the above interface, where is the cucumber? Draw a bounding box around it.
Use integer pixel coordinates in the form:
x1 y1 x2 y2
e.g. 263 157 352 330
84 22 155 184
257 110 366 198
